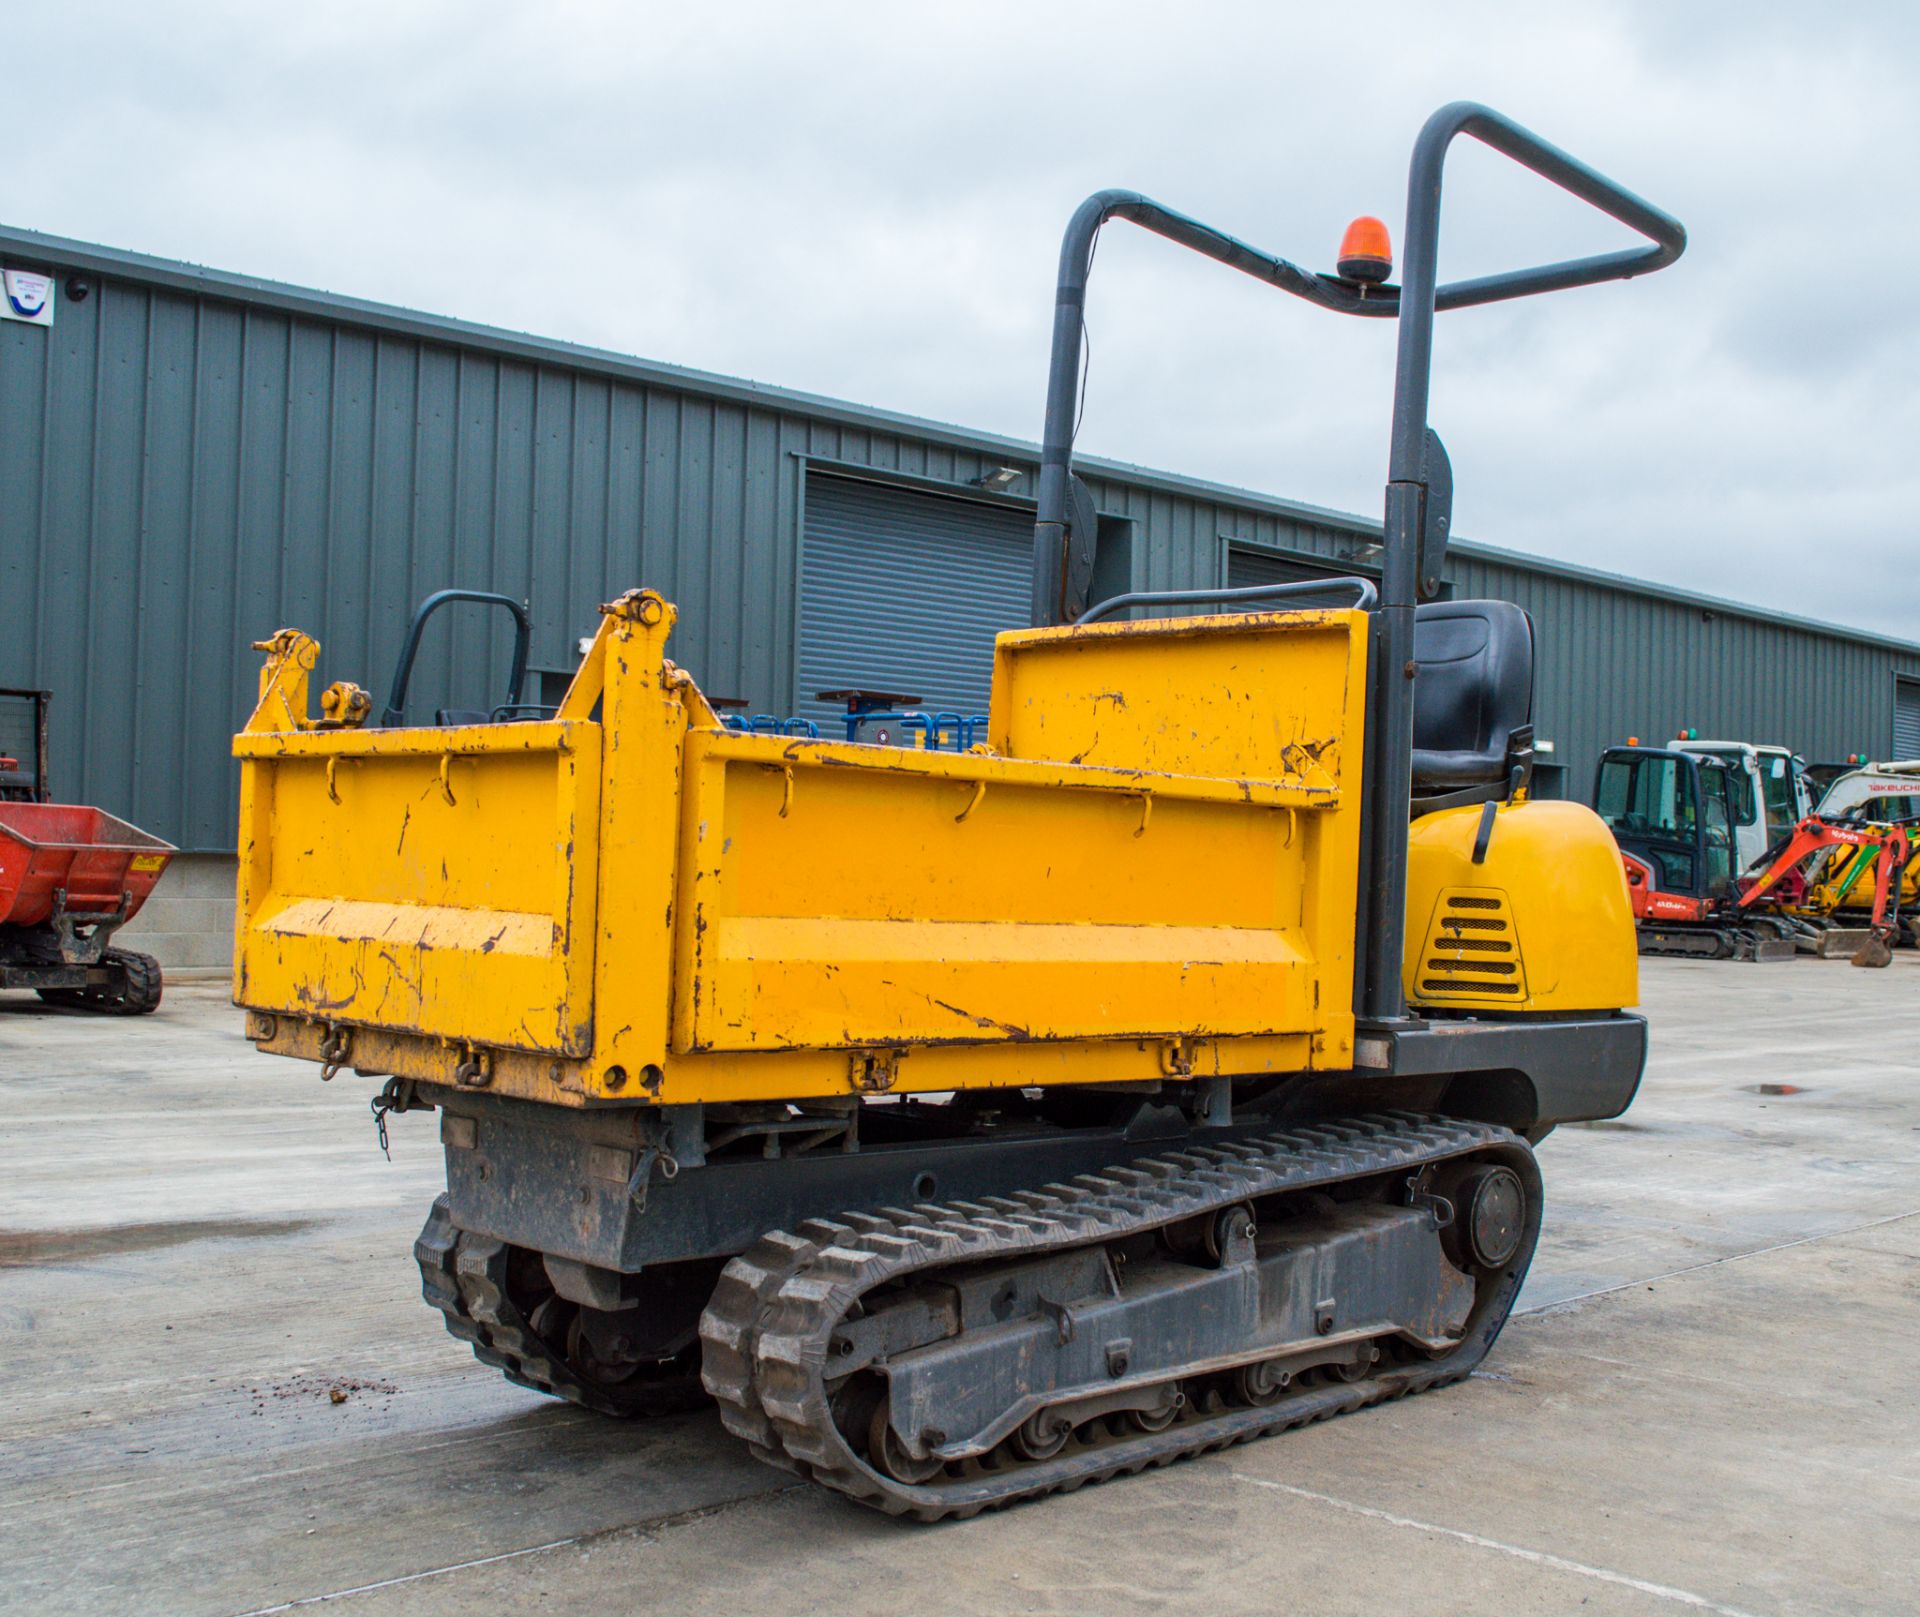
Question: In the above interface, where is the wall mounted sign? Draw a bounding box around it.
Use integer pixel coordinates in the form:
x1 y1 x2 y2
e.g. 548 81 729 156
1 268 55 326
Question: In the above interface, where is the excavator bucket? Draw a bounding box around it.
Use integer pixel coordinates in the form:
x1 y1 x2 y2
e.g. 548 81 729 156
1850 933 1894 969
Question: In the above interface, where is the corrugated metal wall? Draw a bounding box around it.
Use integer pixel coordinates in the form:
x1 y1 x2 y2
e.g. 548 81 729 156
1445 551 1920 791
0 255 1080 847
0 287 823 847
1217 535 1920 785
4 225 1918 849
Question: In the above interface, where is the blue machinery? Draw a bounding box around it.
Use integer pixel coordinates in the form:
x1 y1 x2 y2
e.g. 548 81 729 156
718 708 989 751
847 710 990 751
720 688 987 750
720 714 820 739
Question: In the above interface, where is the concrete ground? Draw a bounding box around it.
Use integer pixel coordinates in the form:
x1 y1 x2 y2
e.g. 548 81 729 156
2 960 1916 1617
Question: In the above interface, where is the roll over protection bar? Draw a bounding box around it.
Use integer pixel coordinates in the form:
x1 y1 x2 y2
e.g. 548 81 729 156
1075 577 1377 625
1032 101 1685 1023
380 590 532 729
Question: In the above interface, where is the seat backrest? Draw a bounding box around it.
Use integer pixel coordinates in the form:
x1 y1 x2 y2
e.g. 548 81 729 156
1410 599 1534 793
433 703 558 727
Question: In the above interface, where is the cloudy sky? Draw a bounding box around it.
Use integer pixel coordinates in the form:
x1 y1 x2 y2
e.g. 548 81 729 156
14 2 1919 635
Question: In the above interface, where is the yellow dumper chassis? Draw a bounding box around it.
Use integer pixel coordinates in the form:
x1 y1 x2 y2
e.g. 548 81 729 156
237 588 1642 1263
232 99 1675 1519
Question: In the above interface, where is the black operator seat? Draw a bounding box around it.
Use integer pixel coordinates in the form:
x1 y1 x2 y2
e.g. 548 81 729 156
1409 599 1535 801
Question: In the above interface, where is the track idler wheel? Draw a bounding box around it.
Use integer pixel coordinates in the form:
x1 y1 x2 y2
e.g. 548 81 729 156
1438 1163 1527 1272
870 1403 945 1482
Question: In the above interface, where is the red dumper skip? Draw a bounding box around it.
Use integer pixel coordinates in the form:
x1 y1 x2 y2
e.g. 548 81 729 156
0 689 173 1014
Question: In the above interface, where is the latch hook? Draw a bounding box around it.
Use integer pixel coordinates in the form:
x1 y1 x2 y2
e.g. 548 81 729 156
318 1023 353 1082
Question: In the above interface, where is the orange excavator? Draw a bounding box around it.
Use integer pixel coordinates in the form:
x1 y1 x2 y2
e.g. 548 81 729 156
1738 815 1913 968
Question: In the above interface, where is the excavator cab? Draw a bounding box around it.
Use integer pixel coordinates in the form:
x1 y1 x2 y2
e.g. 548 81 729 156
1596 745 1739 902
1597 745 1805 961
1756 748 1812 841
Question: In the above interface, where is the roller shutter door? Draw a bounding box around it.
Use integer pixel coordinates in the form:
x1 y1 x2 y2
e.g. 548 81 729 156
1895 676 1920 759
798 475 1032 729
1226 546 1378 607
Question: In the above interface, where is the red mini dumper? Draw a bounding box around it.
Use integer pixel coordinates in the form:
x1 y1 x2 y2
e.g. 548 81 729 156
0 688 174 1014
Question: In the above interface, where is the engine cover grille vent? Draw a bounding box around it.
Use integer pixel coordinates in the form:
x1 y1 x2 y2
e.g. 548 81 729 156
1417 888 1527 1002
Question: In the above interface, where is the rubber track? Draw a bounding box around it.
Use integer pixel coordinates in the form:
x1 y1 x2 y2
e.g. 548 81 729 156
36 947 163 1015
415 1195 706 1418
699 1111 1531 1520
1638 916 1801 962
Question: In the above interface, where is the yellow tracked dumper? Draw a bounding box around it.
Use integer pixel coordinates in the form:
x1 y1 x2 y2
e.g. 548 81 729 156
233 102 1680 1518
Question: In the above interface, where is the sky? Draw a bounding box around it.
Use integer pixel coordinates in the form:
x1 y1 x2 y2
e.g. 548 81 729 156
11 1 1919 636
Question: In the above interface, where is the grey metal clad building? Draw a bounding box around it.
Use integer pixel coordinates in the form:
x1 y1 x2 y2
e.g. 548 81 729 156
5 221 1920 952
